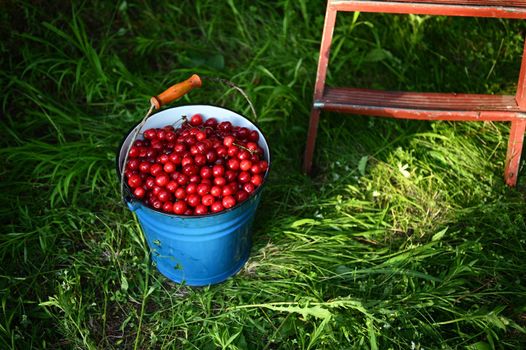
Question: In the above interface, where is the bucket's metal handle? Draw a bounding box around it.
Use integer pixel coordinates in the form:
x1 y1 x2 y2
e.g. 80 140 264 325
203 76 258 122
150 74 202 109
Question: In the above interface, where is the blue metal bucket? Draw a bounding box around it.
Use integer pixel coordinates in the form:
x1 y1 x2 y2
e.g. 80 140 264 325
118 105 270 286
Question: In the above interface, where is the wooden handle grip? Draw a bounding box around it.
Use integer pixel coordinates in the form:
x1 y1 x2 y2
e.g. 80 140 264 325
150 74 202 109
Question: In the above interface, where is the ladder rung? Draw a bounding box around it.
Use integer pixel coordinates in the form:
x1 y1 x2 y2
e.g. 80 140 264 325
330 0 526 19
317 87 524 121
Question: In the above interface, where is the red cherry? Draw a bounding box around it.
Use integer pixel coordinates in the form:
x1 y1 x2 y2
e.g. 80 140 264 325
259 160 269 172
133 187 146 199
151 139 163 151
222 185 234 197
194 154 206 166
152 186 162 196
190 145 199 156
190 114 203 126
158 154 169 164
237 150 251 160
158 189 171 202
240 160 252 172
166 181 178 192
186 183 198 194
222 195 236 209
251 174 263 186
175 187 186 200
212 140 222 149
145 177 156 189
200 166 212 179
228 182 239 193
173 201 187 215
205 150 218 163
195 204 208 215
127 158 140 170
176 173 189 186
196 141 210 153
238 127 249 140
181 156 194 167
212 164 225 177
204 118 218 128
189 175 201 183
152 199 163 210
195 131 206 141
238 171 251 183
210 185 222 197
248 130 259 142
227 158 240 171
164 162 175 173
184 135 197 145
223 135 235 147
227 146 239 158
243 182 255 194
186 194 201 207
211 201 225 213
202 194 214 206
165 131 176 142
155 173 170 187
201 178 212 185
213 177 226 186
128 174 142 188
157 129 166 140
170 171 181 181
169 153 182 165
162 202 173 213
128 147 140 158
143 129 157 140
225 170 238 183
236 190 249 203
218 121 232 133
150 163 163 176
216 146 228 158
197 183 211 196
246 142 258 152
139 161 151 173
174 143 186 154
183 164 198 176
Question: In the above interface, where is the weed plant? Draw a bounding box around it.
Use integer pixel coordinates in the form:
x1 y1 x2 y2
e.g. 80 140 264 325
1 1 526 349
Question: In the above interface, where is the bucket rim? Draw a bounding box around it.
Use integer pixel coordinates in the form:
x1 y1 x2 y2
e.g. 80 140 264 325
116 104 272 219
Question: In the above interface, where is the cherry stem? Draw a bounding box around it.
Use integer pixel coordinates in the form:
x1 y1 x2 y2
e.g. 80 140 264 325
171 115 187 129
233 142 255 154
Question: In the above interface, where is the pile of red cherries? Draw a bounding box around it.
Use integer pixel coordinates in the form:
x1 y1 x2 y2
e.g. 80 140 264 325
124 114 268 215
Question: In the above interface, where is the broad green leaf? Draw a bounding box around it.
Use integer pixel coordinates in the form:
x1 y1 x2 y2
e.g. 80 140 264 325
358 156 368 176
432 227 448 241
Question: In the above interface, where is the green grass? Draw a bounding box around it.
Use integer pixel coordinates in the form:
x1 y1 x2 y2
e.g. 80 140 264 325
2 1 526 349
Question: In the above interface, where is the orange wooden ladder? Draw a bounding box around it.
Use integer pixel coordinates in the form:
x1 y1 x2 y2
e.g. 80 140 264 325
303 0 526 186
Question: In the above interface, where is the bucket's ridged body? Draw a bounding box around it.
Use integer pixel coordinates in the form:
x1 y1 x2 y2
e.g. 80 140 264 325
128 193 261 286
119 105 270 286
